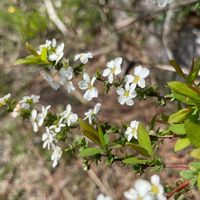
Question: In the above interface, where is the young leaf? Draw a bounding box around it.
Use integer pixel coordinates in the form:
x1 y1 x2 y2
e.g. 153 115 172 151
26 42 39 57
174 138 191 152
185 120 200 148
98 126 105 149
187 58 200 84
191 149 200 160
169 124 186 135
169 60 186 79
41 47 49 62
126 143 149 156
180 170 194 180
168 81 200 103
79 118 100 145
197 173 200 191
137 124 152 156
122 157 149 164
168 108 191 124
78 148 103 157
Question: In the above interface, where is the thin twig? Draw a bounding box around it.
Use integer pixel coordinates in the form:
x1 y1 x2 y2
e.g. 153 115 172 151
43 0 68 35
165 164 188 170
166 180 190 198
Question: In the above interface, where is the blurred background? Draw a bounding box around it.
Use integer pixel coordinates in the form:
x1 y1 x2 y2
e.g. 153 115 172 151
0 0 200 199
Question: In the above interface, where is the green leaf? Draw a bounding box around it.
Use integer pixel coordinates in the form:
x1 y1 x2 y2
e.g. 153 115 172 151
15 55 49 65
98 126 105 149
78 148 103 157
180 170 194 180
187 59 200 84
79 118 100 145
185 120 200 148
174 138 191 152
190 162 200 170
168 108 191 124
126 143 149 156
169 124 186 135
168 81 200 103
122 157 149 164
137 124 152 156
191 149 200 160
26 42 39 56
40 47 49 62
169 60 186 79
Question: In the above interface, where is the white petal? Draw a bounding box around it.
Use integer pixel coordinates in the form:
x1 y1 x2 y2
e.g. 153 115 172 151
151 175 160 185
78 81 88 90
102 68 111 77
134 179 151 197
91 77 96 85
86 52 93 58
91 87 98 98
134 65 142 76
94 103 101 114
108 74 114 84
48 53 58 61
118 95 126 105
74 54 80 61
114 57 122 66
83 73 90 82
138 79 145 88
80 56 88 64
84 90 92 101
114 66 121 75
116 87 125 95
126 98 134 106
127 133 133 142
107 60 114 69
140 68 149 78
56 43 64 54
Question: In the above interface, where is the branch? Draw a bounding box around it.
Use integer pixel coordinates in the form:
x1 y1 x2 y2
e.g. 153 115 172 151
43 0 68 35
166 180 190 198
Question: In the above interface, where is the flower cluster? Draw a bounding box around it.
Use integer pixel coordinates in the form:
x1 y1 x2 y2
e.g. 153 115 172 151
124 175 166 200
12 95 40 118
0 93 11 107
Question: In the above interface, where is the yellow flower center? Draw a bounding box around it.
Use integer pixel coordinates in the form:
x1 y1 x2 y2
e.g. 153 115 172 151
133 75 140 84
151 185 159 194
124 90 130 97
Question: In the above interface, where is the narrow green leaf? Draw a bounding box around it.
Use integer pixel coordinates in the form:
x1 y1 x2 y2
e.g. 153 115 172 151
137 124 152 156
79 118 100 145
190 162 200 170
174 138 191 152
168 108 191 124
187 58 200 84
122 157 149 164
78 148 103 157
168 81 200 103
41 47 49 62
98 126 105 149
126 143 149 156
169 60 186 79
26 42 39 56
185 120 200 148
191 149 200 160
169 124 186 135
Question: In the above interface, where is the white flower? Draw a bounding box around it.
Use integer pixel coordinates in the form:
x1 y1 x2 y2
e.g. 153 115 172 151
84 103 101 124
125 65 149 88
116 83 137 106
59 67 75 93
150 175 166 200
19 95 40 109
48 38 64 64
74 52 93 64
78 73 98 101
11 104 21 118
51 146 63 168
37 105 51 127
102 57 122 84
42 127 57 150
60 104 78 126
30 109 39 132
49 119 66 133
96 193 113 200
0 93 11 106
124 179 152 200
157 0 173 8
125 120 139 141
37 40 52 55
